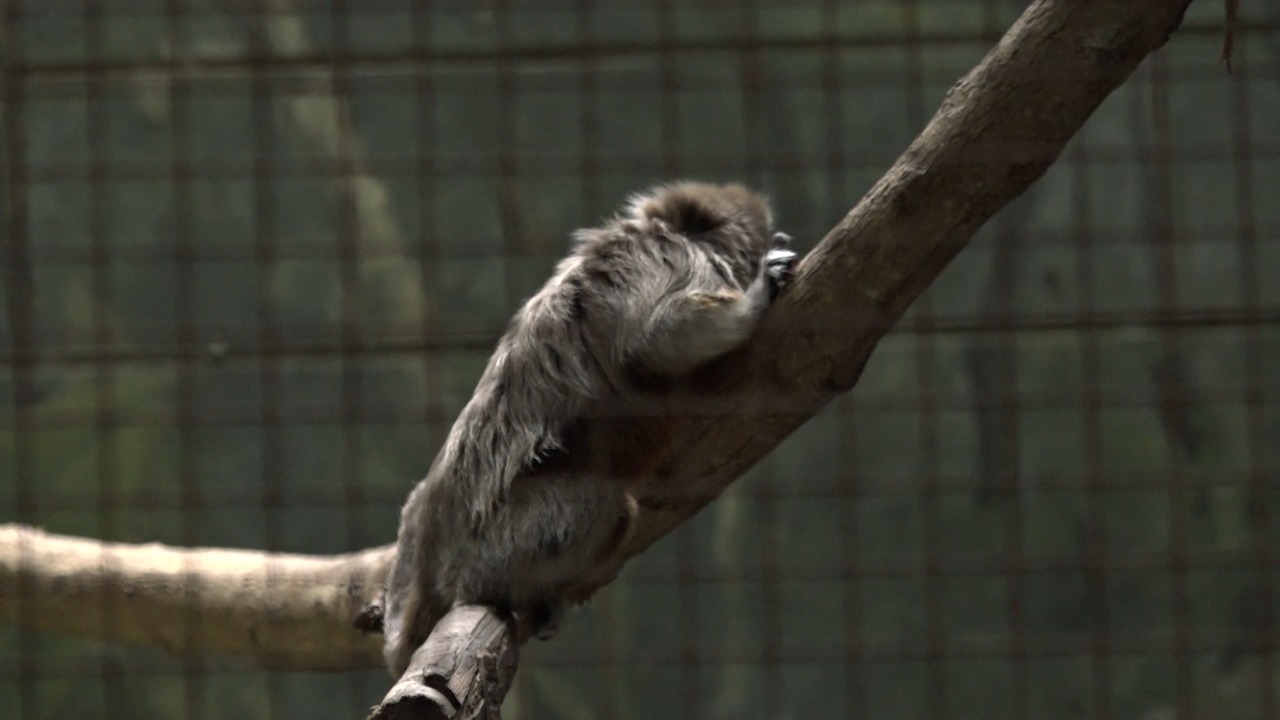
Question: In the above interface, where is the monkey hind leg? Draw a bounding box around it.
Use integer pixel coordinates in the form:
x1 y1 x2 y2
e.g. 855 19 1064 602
482 474 630 637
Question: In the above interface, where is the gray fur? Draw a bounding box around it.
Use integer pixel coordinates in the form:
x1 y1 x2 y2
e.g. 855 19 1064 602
382 181 797 676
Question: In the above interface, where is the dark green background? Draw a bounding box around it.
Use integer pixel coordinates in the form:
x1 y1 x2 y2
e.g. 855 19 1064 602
2 1 1278 718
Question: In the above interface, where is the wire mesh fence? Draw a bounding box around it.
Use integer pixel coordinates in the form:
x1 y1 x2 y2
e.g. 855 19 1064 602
2 1 1279 718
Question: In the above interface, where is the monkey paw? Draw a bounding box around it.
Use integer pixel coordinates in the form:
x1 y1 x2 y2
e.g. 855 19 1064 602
765 243 798 301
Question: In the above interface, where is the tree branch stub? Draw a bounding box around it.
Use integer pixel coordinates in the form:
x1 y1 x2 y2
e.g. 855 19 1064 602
368 606 518 720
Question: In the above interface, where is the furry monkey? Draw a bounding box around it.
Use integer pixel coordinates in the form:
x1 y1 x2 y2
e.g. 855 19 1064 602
381 181 798 676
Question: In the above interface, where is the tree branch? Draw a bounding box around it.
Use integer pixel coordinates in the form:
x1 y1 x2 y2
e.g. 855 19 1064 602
568 0 1195 596
367 606 518 720
0 524 391 669
0 0 1195 712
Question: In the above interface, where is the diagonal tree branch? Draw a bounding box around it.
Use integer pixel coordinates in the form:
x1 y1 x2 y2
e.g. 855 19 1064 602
2 0 1197 714
568 0 1196 595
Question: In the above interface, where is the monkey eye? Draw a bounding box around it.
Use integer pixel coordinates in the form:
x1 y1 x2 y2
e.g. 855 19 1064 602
772 232 793 248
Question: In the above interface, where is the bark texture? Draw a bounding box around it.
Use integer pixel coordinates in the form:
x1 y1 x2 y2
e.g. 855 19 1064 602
367 606 518 720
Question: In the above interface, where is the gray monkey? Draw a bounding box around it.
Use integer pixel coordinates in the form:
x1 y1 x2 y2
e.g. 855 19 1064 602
381 181 798 676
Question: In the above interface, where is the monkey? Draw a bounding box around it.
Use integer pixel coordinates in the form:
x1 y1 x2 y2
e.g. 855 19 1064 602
380 181 799 676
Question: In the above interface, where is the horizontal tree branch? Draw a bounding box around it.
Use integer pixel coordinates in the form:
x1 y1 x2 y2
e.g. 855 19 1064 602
1 0 1194 692
0 524 391 669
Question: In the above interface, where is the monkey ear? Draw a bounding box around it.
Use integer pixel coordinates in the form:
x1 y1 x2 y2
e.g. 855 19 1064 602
669 199 725 237
627 184 727 238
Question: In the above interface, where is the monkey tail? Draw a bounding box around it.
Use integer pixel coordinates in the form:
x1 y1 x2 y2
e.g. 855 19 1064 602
380 576 419 676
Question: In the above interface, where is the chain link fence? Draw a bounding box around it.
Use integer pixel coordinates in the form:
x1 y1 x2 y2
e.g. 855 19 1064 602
2 1 1278 718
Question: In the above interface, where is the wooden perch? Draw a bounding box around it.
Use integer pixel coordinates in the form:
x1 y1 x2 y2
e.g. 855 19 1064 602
368 606 518 720
0 0 1195 716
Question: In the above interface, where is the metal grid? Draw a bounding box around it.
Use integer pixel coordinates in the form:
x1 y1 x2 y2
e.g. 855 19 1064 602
2 1 1279 718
